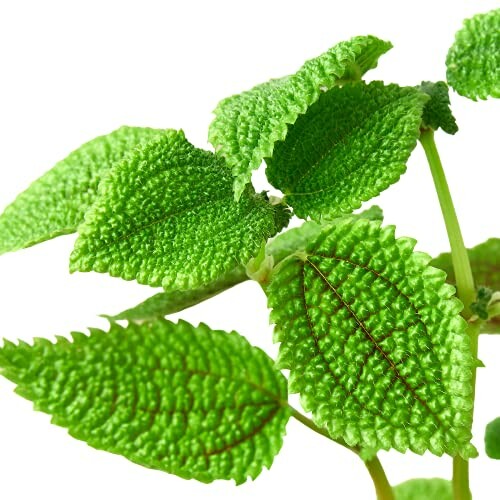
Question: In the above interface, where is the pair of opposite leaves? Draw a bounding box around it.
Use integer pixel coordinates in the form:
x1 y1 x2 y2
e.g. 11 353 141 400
0 9 499 489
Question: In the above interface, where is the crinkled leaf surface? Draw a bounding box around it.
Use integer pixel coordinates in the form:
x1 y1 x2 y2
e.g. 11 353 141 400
446 9 500 100
111 266 247 321
267 219 475 457
485 417 500 459
0 319 290 483
266 82 426 220
0 127 164 255
394 478 452 500
209 36 392 198
418 81 458 134
265 206 383 266
70 130 290 291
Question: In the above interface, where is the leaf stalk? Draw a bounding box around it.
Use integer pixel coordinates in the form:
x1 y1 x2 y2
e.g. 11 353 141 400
420 129 477 500
290 407 395 500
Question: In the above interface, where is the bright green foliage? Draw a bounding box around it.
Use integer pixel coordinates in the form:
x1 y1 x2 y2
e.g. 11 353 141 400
267 221 324 265
265 206 383 266
266 82 426 220
432 238 500 332
70 130 290 291
485 417 500 459
0 127 164 255
418 81 458 134
446 9 500 100
247 206 383 287
394 478 452 500
111 267 247 321
267 218 475 457
0 319 290 483
209 36 392 198
432 238 500 290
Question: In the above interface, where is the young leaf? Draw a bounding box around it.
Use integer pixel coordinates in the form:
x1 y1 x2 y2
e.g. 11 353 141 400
431 238 500 290
70 130 290 291
209 36 392 198
0 319 290 484
110 266 247 321
485 417 500 459
446 9 500 100
266 82 427 220
418 81 458 134
470 287 493 320
0 126 164 255
267 218 475 457
393 478 452 500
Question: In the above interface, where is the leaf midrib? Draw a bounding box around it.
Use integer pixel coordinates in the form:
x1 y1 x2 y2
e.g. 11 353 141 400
298 264 392 427
305 257 444 428
281 93 408 194
75 192 234 259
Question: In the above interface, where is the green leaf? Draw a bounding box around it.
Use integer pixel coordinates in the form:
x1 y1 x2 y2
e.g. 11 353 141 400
0 127 164 255
431 238 500 332
418 81 458 134
70 130 290 291
266 82 427 220
0 319 290 484
110 266 247 321
247 206 384 286
485 417 500 459
446 9 500 100
267 218 475 457
265 206 384 266
431 238 500 290
394 478 452 500
209 36 392 199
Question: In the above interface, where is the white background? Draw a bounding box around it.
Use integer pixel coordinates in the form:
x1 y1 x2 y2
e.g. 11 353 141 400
0 1 499 498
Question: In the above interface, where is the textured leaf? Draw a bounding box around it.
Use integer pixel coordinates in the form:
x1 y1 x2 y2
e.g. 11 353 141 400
418 81 458 134
70 130 290 291
266 206 383 266
485 417 500 459
247 207 384 286
394 478 452 500
267 218 475 457
209 36 392 198
446 9 500 100
266 82 427 220
0 127 164 255
0 319 290 483
432 238 500 290
111 266 247 321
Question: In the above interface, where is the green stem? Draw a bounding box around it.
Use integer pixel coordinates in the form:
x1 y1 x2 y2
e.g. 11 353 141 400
420 130 476 313
290 406 352 449
420 130 477 500
365 455 396 500
290 407 394 500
